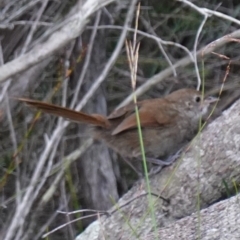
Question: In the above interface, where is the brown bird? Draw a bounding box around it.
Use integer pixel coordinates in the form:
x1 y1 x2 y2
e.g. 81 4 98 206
17 88 217 167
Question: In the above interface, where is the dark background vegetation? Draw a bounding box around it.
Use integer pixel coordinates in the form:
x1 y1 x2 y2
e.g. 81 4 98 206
0 0 240 239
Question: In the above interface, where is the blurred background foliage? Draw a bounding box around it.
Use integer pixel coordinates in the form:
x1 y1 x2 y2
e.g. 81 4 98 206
0 0 240 239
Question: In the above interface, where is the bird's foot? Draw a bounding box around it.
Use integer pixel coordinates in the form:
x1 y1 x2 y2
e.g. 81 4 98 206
147 147 184 176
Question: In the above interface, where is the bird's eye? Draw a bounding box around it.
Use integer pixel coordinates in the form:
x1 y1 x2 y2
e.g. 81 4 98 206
195 96 201 103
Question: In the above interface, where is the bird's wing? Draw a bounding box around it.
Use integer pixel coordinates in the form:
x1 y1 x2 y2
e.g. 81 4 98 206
111 99 176 135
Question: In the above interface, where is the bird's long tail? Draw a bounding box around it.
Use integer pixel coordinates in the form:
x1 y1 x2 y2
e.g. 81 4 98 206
17 98 110 128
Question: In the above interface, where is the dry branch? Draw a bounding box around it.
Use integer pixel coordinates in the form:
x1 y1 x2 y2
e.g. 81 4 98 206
0 0 115 83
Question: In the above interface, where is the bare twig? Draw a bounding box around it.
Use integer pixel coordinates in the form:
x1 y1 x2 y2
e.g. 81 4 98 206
2 0 42 23
20 0 49 55
70 10 102 108
178 0 240 25
140 16 177 77
193 14 208 90
89 25 194 60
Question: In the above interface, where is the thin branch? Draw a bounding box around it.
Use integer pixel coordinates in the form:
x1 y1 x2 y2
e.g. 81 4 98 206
88 25 194 61
178 0 240 25
20 0 49 55
2 0 42 23
42 213 98 238
193 14 208 90
40 139 93 205
70 10 102 108
140 16 177 77
0 21 52 29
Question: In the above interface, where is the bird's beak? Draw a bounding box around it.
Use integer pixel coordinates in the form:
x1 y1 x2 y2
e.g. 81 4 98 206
200 96 218 114
204 96 219 104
